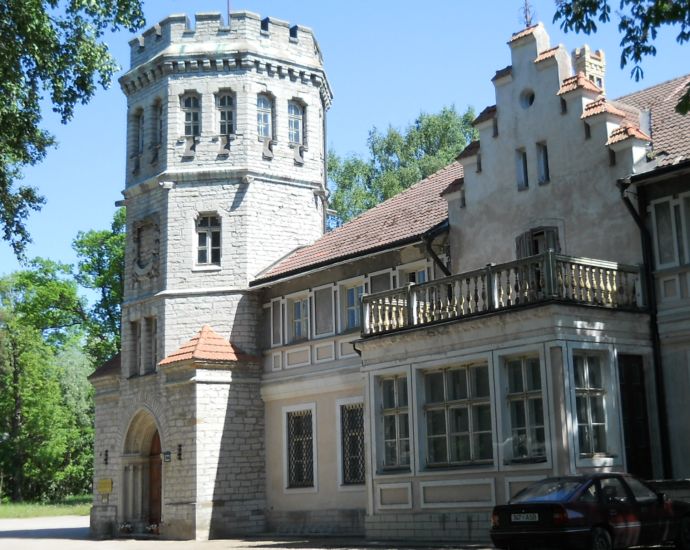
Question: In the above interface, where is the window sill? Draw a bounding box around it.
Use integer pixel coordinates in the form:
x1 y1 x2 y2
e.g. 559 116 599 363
378 467 411 475
506 456 547 465
424 461 494 471
192 265 221 272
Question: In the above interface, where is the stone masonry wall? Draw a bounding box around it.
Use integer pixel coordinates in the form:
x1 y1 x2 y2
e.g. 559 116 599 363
365 511 491 543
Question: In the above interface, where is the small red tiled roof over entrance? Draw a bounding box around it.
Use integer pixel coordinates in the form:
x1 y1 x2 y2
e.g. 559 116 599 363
159 325 257 366
251 161 464 285
616 74 690 166
88 353 121 380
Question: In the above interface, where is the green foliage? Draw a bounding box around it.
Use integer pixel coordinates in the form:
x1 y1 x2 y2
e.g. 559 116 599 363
554 0 690 114
328 105 477 222
0 0 145 257
73 207 125 365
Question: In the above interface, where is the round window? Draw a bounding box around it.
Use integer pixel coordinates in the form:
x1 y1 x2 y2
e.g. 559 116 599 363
520 89 536 108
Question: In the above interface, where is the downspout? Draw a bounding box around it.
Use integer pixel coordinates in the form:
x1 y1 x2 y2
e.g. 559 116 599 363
322 100 329 234
617 177 672 479
423 221 451 277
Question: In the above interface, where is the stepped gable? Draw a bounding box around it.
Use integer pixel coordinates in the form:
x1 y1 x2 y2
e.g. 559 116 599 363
616 74 690 166
252 161 464 285
558 72 603 95
88 353 121 380
159 325 257 366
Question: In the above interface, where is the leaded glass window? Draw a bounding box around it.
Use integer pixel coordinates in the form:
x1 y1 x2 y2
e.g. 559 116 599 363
287 409 313 488
341 403 364 484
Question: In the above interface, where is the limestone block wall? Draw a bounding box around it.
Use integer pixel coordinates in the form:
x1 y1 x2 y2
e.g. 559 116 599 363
195 363 266 538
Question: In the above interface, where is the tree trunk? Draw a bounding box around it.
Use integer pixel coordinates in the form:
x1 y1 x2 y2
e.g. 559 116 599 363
9 337 23 502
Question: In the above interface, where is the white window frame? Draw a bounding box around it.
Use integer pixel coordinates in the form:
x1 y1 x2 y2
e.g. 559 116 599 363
282 403 317 493
288 100 305 145
216 90 236 136
367 269 393 295
378 374 411 472
502 354 546 463
257 93 274 140
195 213 221 267
397 260 429 287
338 277 366 332
269 298 283 348
181 93 201 137
286 292 310 343
336 397 366 490
312 283 335 338
565 343 622 469
420 362 494 468
649 193 690 270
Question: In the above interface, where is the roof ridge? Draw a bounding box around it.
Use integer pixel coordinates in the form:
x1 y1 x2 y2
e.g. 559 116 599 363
615 73 690 102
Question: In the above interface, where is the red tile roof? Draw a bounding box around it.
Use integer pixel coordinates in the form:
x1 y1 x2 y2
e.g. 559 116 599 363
581 98 627 119
88 353 121 380
440 177 464 197
492 65 512 82
606 124 652 146
457 140 480 159
473 105 496 126
557 72 603 96
616 74 690 165
509 24 540 43
534 46 560 63
159 325 257 366
252 162 463 284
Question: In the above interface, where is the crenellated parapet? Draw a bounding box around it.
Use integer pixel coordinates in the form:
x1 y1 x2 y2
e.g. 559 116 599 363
121 11 332 108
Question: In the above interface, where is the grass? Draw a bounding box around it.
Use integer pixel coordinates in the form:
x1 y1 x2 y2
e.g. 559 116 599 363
0 495 91 518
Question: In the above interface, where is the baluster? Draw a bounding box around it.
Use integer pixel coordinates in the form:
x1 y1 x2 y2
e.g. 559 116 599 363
452 280 459 317
465 278 472 313
603 269 612 305
584 267 592 303
556 260 565 298
610 270 618 306
498 269 506 308
480 273 487 311
473 276 480 312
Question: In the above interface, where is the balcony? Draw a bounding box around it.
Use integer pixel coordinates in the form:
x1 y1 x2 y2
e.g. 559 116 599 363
362 251 644 337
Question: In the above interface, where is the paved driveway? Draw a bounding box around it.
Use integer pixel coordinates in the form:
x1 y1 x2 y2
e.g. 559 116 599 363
0 516 493 550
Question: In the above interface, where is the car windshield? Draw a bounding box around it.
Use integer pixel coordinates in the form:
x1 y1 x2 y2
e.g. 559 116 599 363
510 479 584 503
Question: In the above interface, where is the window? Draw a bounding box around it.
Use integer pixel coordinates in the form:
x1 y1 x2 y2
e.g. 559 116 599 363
516 148 528 190
574 353 607 456
505 357 545 460
136 110 145 156
182 94 201 137
369 272 391 294
340 402 365 485
403 267 427 285
144 317 158 374
560 97 567 114
536 142 550 184
651 196 690 268
476 152 482 173
155 100 164 147
381 376 410 469
584 122 591 140
424 364 493 466
290 296 309 342
600 477 629 504
313 287 334 336
515 226 560 259
344 284 365 330
217 93 235 135
271 300 282 346
287 409 314 488
196 215 221 265
492 117 499 137
129 320 141 376
288 101 304 145
257 94 273 139
626 477 657 503
608 148 616 166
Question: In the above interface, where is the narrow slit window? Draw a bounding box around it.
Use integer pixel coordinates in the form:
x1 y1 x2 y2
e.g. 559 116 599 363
537 142 550 184
516 148 529 190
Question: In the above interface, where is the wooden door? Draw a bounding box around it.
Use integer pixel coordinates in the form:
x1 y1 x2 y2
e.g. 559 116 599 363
149 431 162 525
619 354 653 479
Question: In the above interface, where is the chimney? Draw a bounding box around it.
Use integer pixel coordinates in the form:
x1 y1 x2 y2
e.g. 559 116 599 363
573 45 606 93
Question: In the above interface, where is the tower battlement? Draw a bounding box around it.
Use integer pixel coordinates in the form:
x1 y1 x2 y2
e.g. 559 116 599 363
128 11 322 70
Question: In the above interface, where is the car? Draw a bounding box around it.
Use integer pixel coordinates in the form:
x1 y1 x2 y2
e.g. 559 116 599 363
490 473 690 550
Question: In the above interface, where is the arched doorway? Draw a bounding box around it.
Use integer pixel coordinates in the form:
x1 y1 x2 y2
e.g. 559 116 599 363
122 409 162 530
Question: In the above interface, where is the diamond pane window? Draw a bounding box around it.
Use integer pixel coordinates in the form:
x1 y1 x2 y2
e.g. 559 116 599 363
341 403 364 485
287 410 313 488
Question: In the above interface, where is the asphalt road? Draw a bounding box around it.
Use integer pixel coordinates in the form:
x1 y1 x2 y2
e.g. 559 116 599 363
0 516 493 550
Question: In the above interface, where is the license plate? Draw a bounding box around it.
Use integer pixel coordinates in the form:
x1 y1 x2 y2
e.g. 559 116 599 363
511 513 539 522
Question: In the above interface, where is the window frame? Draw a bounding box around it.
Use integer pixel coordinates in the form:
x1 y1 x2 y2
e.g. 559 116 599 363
195 213 221 267
516 148 529 190
338 278 366 332
397 261 429 287
282 403 318 493
181 93 201 138
257 93 274 140
312 283 335 338
288 99 305 146
286 292 310 343
536 141 550 184
649 194 690 270
336 397 366 490
216 90 236 137
421 363 494 468
379 374 411 472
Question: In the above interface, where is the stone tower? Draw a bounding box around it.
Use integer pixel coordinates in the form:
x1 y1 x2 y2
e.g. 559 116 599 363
90 11 332 540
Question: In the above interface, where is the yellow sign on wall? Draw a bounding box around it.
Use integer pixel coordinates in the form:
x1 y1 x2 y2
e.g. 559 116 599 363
97 478 113 494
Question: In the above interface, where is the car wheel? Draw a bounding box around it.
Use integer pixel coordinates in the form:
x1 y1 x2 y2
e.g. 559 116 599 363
677 515 690 550
591 527 612 550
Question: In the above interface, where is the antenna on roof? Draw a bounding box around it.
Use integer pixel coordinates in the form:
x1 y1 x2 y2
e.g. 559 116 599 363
520 0 535 27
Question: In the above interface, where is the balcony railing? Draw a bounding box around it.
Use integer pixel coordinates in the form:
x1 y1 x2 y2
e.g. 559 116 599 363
362 251 644 337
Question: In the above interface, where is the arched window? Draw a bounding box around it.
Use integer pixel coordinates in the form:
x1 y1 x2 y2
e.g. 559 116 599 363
182 94 201 137
257 94 273 139
288 101 304 145
217 93 235 136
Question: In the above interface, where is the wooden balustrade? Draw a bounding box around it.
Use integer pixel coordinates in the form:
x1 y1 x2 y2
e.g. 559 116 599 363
362 252 643 336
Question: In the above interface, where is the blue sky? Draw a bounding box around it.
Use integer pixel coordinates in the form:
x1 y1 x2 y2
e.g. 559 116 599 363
1 0 687 276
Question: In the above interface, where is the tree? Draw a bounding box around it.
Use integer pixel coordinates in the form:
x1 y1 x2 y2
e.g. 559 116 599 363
0 0 145 257
329 105 477 222
73 208 125 365
553 0 690 114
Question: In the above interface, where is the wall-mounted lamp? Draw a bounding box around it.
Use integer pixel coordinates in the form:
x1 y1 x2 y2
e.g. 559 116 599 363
104 449 109 465
177 444 183 461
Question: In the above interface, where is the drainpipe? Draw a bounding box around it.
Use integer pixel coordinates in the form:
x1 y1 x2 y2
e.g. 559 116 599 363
617 176 672 479
423 221 451 277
